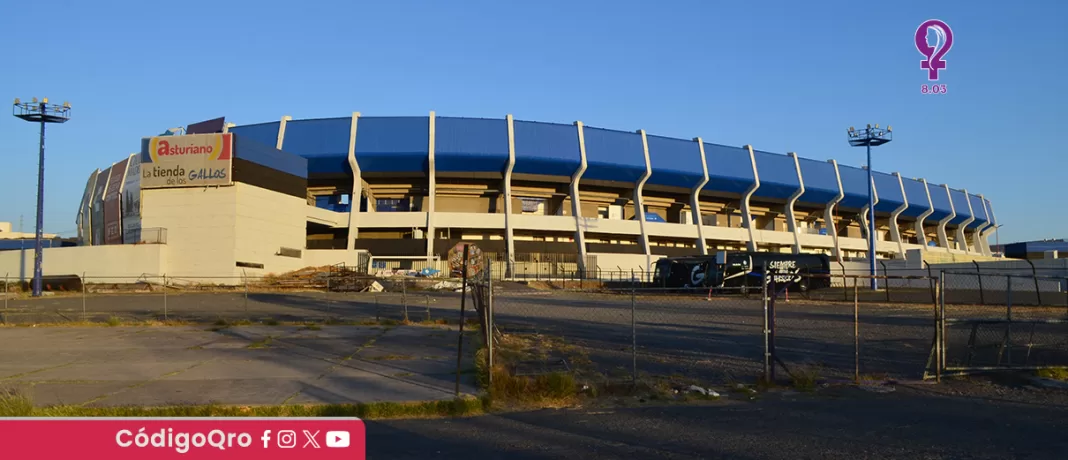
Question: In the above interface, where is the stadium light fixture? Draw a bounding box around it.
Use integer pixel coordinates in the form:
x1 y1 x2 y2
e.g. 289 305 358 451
846 123 892 290
12 97 72 297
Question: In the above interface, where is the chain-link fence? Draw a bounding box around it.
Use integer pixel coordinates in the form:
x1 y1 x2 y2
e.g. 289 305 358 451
0 272 479 326
488 286 761 388
943 270 1068 307
485 272 948 389
765 274 938 385
937 273 1068 375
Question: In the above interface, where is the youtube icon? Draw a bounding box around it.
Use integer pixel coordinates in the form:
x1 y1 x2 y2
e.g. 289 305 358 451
326 431 350 448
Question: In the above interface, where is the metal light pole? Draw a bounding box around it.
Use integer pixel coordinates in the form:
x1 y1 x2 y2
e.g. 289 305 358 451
847 124 892 290
12 98 72 297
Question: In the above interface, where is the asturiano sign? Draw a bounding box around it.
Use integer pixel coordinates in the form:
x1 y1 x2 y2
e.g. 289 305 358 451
141 133 233 189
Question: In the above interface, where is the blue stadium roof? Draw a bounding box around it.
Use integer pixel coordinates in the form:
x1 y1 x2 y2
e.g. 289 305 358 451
229 115 990 219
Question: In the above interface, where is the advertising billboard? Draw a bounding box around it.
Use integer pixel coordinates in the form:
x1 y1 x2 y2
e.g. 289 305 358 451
122 153 142 245
103 158 129 245
76 169 99 246
91 166 112 246
141 133 233 189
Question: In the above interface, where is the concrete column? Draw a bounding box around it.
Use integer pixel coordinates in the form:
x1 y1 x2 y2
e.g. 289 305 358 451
503 114 517 277
741 145 761 252
978 193 995 256
915 178 935 249
971 198 991 255
635 130 654 272
858 174 879 253
571 122 590 274
825 160 845 262
346 112 362 250
786 152 805 254
979 197 996 256
889 172 909 258
691 138 710 255
955 188 975 253
276 115 292 150
425 111 437 263
936 184 955 250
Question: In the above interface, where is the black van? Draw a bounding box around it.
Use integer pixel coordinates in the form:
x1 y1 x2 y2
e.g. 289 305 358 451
652 251 831 293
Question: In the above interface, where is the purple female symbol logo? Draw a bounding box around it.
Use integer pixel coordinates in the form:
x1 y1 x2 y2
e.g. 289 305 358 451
916 19 953 81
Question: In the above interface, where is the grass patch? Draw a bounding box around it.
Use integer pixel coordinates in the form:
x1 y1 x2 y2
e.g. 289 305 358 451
0 387 484 419
488 366 578 407
105 317 122 327
0 388 33 417
789 364 822 392
263 318 280 326
1036 367 1068 381
301 323 322 331
246 336 274 349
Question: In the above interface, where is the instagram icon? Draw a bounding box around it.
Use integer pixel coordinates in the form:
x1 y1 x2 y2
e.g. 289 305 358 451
277 430 297 449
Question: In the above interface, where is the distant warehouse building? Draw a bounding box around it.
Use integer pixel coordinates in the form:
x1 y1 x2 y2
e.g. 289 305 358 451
1003 240 1067 260
0 113 1004 280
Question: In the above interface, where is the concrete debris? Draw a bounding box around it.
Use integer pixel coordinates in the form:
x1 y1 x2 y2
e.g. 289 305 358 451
431 281 464 291
363 281 384 293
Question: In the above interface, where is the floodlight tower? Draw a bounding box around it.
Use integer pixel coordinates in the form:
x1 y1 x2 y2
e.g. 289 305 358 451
846 124 892 290
12 97 72 297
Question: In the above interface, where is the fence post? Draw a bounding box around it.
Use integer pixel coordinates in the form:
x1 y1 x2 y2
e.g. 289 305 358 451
762 271 770 384
425 295 431 322
926 262 936 305
163 274 168 321
487 268 494 388
939 271 947 375
973 261 985 305
880 260 890 303
1005 274 1014 364
1022 259 1041 305
934 273 942 383
769 277 778 382
854 281 859 384
243 269 249 314
631 282 637 384
81 272 87 319
3 272 8 311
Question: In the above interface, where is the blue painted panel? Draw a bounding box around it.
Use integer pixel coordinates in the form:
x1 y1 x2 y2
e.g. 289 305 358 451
796 158 838 205
985 199 996 226
512 120 580 177
948 189 972 225
233 135 308 178
927 183 952 222
435 117 508 173
901 178 930 218
646 135 703 188
228 121 280 147
871 171 904 213
703 143 754 195
752 150 799 200
837 165 869 209
582 126 646 183
281 118 349 157
967 194 988 229
354 117 429 174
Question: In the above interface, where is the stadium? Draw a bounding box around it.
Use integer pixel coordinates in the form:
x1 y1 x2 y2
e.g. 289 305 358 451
2 112 1001 280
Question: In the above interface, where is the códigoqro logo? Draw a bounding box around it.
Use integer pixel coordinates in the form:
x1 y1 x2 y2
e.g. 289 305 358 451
915 19 953 94
0 417 365 459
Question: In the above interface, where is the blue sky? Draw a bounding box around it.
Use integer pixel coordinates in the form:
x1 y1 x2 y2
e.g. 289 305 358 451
1 0 1065 243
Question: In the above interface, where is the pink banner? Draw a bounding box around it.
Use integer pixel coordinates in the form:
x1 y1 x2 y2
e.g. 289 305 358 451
0 418 365 459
